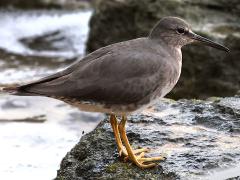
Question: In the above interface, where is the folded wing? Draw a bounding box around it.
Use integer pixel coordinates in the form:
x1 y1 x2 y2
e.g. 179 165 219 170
17 39 171 105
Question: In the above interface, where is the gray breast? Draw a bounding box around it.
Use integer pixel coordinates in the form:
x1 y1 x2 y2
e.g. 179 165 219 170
145 47 182 104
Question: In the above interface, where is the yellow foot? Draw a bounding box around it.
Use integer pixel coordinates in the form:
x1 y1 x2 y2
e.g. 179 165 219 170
118 145 128 157
137 155 166 165
120 147 150 161
119 115 166 169
110 114 166 169
135 155 166 168
124 148 166 168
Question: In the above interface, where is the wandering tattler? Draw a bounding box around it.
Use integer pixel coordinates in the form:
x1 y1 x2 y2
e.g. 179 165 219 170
2 17 229 168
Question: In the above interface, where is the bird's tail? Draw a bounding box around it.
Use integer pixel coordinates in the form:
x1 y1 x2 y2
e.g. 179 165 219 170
0 85 19 94
0 84 36 96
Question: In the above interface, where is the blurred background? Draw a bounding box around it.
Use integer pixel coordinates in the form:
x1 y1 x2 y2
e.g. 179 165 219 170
0 0 239 179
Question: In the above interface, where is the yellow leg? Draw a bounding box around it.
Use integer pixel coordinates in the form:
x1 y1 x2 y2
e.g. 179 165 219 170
118 115 166 169
110 115 127 156
110 115 149 159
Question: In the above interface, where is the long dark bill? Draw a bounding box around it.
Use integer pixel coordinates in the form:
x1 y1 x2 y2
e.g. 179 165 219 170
188 31 230 52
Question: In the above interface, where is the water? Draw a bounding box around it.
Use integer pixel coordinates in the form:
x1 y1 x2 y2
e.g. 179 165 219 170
0 10 92 85
0 9 104 180
0 10 91 57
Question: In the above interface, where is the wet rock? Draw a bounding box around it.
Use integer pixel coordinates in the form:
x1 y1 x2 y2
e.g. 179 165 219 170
0 115 46 123
0 46 78 86
0 47 75 68
227 176 240 180
19 29 84 57
56 96 240 179
20 31 68 52
86 0 240 99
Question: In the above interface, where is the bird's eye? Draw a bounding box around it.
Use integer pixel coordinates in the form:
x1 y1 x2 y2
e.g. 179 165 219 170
176 28 185 34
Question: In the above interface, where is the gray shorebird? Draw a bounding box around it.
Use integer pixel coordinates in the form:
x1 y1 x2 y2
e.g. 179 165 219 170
2 17 229 168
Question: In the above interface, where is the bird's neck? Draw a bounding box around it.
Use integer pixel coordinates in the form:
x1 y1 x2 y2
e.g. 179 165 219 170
149 37 182 63
163 40 182 68
149 34 182 48
170 46 182 63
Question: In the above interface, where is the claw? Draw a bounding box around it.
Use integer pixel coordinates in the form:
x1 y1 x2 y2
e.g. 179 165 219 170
137 152 145 158
122 148 148 162
133 148 150 154
123 156 128 162
119 149 122 157
140 163 157 168
138 156 166 162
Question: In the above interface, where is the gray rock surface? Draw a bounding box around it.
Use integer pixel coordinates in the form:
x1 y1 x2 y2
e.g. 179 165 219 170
86 0 240 99
20 30 79 55
56 96 240 179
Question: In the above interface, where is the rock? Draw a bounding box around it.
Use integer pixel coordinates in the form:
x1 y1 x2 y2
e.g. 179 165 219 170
226 176 240 180
0 48 74 70
0 0 92 9
0 47 75 86
20 31 73 53
86 0 240 99
56 96 240 179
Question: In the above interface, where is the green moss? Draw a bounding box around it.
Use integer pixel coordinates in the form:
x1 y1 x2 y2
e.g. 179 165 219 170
163 98 177 103
206 96 222 102
106 163 118 173
109 162 132 171
191 99 203 103
106 162 134 174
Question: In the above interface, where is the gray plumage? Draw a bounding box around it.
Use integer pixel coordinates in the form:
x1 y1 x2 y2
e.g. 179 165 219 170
4 17 229 114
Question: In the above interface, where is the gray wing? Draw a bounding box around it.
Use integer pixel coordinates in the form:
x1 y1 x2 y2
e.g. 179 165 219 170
20 38 172 105
18 45 111 88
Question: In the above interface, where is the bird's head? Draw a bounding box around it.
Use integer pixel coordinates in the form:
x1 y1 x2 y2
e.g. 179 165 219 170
149 16 229 52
